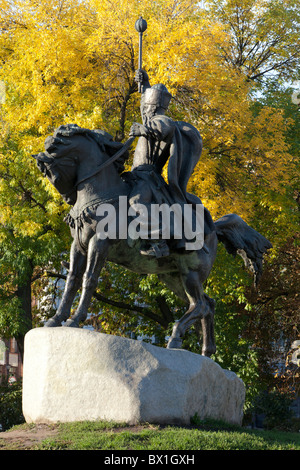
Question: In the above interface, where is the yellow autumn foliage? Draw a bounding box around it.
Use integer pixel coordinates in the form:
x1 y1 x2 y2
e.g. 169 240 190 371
0 0 297 240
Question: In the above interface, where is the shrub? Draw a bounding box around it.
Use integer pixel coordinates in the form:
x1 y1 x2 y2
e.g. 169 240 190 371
0 379 25 431
252 389 295 430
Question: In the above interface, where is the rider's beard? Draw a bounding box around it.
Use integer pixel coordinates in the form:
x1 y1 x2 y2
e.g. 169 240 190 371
142 105 157 125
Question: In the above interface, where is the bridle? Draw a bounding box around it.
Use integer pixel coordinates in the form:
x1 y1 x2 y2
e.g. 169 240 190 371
35 135 136 203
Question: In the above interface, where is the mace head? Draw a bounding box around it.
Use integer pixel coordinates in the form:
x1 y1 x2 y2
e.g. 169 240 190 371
135 16 147 34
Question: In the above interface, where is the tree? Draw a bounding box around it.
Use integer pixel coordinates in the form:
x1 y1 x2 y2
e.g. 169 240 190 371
205 0 300 82
0 0 298 398
245 234 300 396
243 78 299 397
199 0 300 397
0 133 71 356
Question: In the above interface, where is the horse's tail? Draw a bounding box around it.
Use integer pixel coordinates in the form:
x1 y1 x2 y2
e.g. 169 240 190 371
214 213 272 287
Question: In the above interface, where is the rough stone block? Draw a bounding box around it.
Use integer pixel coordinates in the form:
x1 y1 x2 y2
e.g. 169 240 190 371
22 327 245 425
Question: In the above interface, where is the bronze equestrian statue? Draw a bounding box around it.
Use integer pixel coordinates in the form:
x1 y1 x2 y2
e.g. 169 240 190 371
33 68 271 356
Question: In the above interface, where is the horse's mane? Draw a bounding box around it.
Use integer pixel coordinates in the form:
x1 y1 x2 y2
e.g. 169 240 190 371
48 124 128 174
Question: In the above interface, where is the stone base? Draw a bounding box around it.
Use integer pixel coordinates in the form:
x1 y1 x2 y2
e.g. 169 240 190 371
22 328 245 426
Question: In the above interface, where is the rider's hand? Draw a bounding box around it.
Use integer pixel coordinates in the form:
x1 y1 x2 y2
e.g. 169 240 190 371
135 69 150 87
129 122 146 137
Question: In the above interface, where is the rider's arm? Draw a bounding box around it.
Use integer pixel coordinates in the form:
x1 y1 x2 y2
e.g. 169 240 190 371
129 122 148 137
145 116 176 142
129 117 175 142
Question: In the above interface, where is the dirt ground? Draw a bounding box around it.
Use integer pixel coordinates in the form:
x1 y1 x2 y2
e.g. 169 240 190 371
0 423 151 450
0 423 59 450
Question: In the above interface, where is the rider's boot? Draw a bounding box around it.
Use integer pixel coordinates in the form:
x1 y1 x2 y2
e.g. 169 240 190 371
140 240 170 258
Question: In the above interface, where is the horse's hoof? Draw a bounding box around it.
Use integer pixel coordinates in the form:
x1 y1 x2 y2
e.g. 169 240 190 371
64 319 79 328
167 337 182 349
44 317 62 327
201 347 216 357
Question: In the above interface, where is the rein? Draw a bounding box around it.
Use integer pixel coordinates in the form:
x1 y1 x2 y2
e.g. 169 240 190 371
35 133 135 203
74 136 135 189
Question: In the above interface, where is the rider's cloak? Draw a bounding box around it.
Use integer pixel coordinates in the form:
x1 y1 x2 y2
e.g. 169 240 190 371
131 115 215 239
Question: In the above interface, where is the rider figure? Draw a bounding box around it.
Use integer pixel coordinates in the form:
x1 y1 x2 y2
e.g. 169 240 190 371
129 69 209 258
129 70 175 258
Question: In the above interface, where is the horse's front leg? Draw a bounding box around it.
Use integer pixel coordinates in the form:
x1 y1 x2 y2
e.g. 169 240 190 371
45 241 87 327
65 236 109 327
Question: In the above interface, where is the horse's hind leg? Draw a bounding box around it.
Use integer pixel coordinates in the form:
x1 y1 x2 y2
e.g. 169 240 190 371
45 241 87 327
65 236 109 327
167 270 216 357
200 295 216 357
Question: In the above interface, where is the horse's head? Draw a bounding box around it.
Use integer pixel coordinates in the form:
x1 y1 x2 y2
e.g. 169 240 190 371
34 128 80 205
34 124 129 205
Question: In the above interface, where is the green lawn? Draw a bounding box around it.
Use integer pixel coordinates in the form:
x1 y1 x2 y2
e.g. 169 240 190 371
6 419 298 451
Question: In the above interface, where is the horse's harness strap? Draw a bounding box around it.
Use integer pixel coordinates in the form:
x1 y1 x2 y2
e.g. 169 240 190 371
68 195 121 224
64 195 122 254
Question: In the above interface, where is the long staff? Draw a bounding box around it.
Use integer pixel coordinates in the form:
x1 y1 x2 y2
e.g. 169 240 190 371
135 17 148 93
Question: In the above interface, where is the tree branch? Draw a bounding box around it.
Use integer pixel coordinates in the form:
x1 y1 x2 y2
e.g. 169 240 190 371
43 271 170 328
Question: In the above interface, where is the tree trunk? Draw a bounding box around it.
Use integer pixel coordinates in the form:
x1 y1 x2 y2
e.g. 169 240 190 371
15 274 33 363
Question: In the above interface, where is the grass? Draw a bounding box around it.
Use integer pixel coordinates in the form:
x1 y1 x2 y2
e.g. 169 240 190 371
2 419 298 451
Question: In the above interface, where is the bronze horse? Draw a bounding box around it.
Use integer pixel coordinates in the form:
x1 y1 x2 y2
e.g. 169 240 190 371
34 124 272 356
